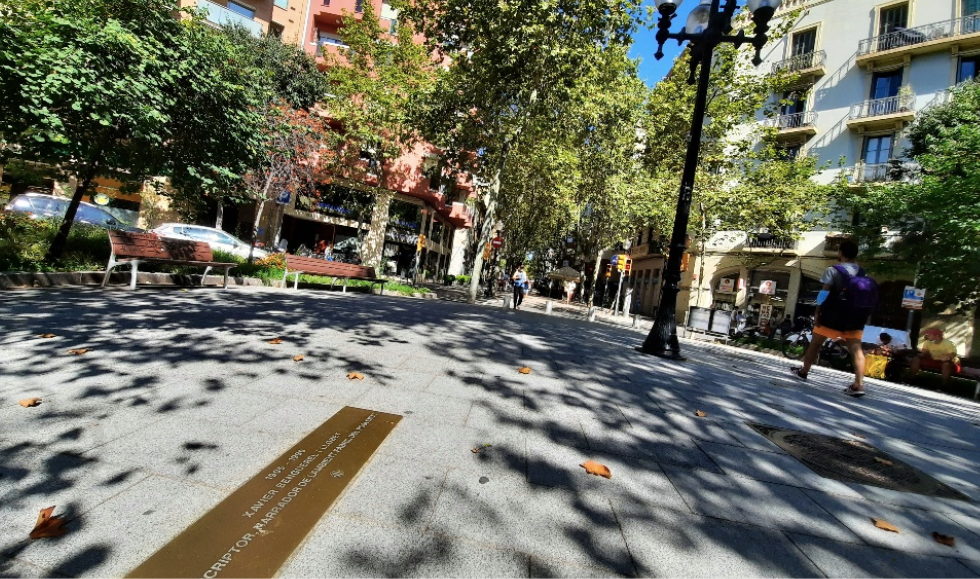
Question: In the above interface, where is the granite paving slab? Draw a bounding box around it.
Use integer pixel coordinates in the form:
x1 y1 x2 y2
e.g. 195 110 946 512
0 556 52 578
785 532 980 577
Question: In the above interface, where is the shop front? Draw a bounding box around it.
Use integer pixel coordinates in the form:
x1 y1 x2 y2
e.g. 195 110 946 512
383 198 424 278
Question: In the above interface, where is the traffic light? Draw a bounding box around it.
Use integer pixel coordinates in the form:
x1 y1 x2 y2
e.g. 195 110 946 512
416 234 426 252
605 264 612 278
624 258 632 275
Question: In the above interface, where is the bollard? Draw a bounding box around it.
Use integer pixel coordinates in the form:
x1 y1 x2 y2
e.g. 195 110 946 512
632 311 640 328
545 300 553 315
503 295 512 309
588 307 597 322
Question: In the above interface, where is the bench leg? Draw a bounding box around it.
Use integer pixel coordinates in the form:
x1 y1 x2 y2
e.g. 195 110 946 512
202 266 212 287
380 281 385 296
293 272 301 290
282 269 289 289
101 254 117 288
222 267 230 290
129 261 140 290
343 278 348 293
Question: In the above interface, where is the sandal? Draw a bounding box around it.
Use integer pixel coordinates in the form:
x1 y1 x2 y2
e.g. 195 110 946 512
843 385 866 398
790 367 808 381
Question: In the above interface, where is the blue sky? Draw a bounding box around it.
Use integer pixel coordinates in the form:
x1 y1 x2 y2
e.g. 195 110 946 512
630 2 697 86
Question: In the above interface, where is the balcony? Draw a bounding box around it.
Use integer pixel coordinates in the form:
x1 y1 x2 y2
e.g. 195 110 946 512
763 111 817 140
197 0 263 37
846 94 915 131
847 161 918 187
771 50 827 81
856 14 980 67
745 234 799 253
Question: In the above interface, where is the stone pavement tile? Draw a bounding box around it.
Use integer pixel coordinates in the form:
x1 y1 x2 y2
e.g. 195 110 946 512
375 418 524 475
785 532 980 578
83 416 294 491
860 438 980 504
145 386 273 427
279 514 529 578
526 440 690 511
663 467 863 543
612 500 822 578
354 387 472 427
398 355 477 376
0 557 53 578
621 407 747 447
427 470 635 575
0 451 151 554
242 371 374 406
528 556 629 578
241 397 345 437
580 421 721 473
695 440 863 498
803 489 980 559
650 393 750 422
721 420 794 453
8 475 222 578
331 454 449 530
465 398 532 434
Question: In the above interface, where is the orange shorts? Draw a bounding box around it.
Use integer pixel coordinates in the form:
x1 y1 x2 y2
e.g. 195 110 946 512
813 325 864 341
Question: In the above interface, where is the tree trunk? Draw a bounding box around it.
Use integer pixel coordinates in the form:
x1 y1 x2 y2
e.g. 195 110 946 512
46 157 101 260
249 198 266 264
467 173 501 303
587 250 603 308
216 200 224 230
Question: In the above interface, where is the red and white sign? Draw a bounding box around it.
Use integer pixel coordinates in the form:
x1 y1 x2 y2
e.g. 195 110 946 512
491 237 504 249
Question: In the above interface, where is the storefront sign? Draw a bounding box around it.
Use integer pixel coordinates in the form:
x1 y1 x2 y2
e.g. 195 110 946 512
902 286 925 310
717 278 736 293
127 407 401 578
759 304 774 321
759 280 777 295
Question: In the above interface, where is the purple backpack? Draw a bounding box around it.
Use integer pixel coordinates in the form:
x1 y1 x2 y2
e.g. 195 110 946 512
822 265 879 331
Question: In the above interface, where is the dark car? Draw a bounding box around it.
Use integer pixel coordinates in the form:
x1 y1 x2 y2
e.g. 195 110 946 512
4 192 142 231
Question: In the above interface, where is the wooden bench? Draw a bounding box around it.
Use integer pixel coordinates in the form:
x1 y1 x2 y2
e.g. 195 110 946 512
282 255 386 295
101 231 238 290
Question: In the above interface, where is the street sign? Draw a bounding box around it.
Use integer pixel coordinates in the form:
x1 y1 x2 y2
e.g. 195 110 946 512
902 286 925 310
491 237 504 249
275 190 292 205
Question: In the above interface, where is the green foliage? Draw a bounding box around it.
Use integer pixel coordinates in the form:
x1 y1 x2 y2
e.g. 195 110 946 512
0 213 109 272
835 80 980 311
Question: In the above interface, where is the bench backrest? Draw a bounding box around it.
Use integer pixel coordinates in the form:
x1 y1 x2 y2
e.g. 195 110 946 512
108 231 214 262
284 254 377 279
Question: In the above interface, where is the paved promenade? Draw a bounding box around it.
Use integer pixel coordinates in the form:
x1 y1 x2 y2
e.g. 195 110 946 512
2 288 980 577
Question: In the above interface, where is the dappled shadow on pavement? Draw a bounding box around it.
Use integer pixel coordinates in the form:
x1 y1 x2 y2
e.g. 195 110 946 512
2 287 980 577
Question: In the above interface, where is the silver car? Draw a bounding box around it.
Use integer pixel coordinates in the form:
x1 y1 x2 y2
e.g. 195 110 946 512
4 192 141 231
152 223 268 260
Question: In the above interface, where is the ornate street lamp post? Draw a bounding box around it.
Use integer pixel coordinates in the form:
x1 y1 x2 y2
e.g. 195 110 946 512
640 0 782 359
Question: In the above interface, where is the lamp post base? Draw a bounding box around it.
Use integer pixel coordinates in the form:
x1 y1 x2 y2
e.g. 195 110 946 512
635 346 687 361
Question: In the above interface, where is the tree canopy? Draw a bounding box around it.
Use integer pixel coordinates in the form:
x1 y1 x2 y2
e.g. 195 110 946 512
836 80 980 311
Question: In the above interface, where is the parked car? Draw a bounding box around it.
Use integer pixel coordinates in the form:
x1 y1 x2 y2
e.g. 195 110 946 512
4 192 141 231
152 223 268 260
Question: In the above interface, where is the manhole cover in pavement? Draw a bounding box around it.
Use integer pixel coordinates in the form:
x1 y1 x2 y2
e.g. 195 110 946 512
748 423 971 501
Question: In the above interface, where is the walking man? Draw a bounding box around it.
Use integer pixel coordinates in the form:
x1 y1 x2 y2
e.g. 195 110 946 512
512 265 528 309
791 240 878 397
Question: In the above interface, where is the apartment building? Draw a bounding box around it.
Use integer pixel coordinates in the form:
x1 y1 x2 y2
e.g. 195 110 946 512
177 0 276 37
657 0 980 354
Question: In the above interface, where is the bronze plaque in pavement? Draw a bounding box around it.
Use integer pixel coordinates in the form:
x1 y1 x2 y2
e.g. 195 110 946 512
127 406 401 578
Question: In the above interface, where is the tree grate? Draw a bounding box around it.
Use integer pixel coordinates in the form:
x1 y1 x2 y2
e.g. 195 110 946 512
748 423 971 501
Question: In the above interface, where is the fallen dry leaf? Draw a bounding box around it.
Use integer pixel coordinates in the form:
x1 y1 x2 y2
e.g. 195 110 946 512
30 506 67 539
66 348 90 355
268 338 283 344
932 531 956 547
292 354 304 362
19 398 42 408
38 334 56 339
874 457 894 466
694 410 707 417
872 518 900 533
518 367 531 375
581 460 612 479
347 372 364 380
471 447 481 454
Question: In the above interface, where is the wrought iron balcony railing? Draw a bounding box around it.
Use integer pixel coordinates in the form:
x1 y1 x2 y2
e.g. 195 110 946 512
850 162 918 184
857 14 980 56
771 50 827 75
849 94 915 119
763 111 817 130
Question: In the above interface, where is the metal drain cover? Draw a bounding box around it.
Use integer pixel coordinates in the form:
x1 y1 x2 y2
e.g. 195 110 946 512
748 423 971 501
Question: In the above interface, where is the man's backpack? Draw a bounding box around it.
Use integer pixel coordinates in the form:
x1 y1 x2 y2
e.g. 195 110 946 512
820 265 879 332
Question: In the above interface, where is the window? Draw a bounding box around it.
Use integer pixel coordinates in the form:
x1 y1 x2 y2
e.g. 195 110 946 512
274 0 287 8
958 55 979 82
226 1 256 19
878 3 908 35
76 204 117 225
965 0 980 15
269 22 284 38
870 69 902 99
791 29 816 56
355 0 363 13
863 135 893 165
779 144 802 160
781 91 806 116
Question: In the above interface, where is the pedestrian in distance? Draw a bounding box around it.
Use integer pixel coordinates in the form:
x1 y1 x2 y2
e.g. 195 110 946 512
790 240 879 397
512 265 529 310
564 279 577 304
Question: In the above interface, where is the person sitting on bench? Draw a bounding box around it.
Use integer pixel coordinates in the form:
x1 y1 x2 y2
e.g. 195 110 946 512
910 328 961 386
